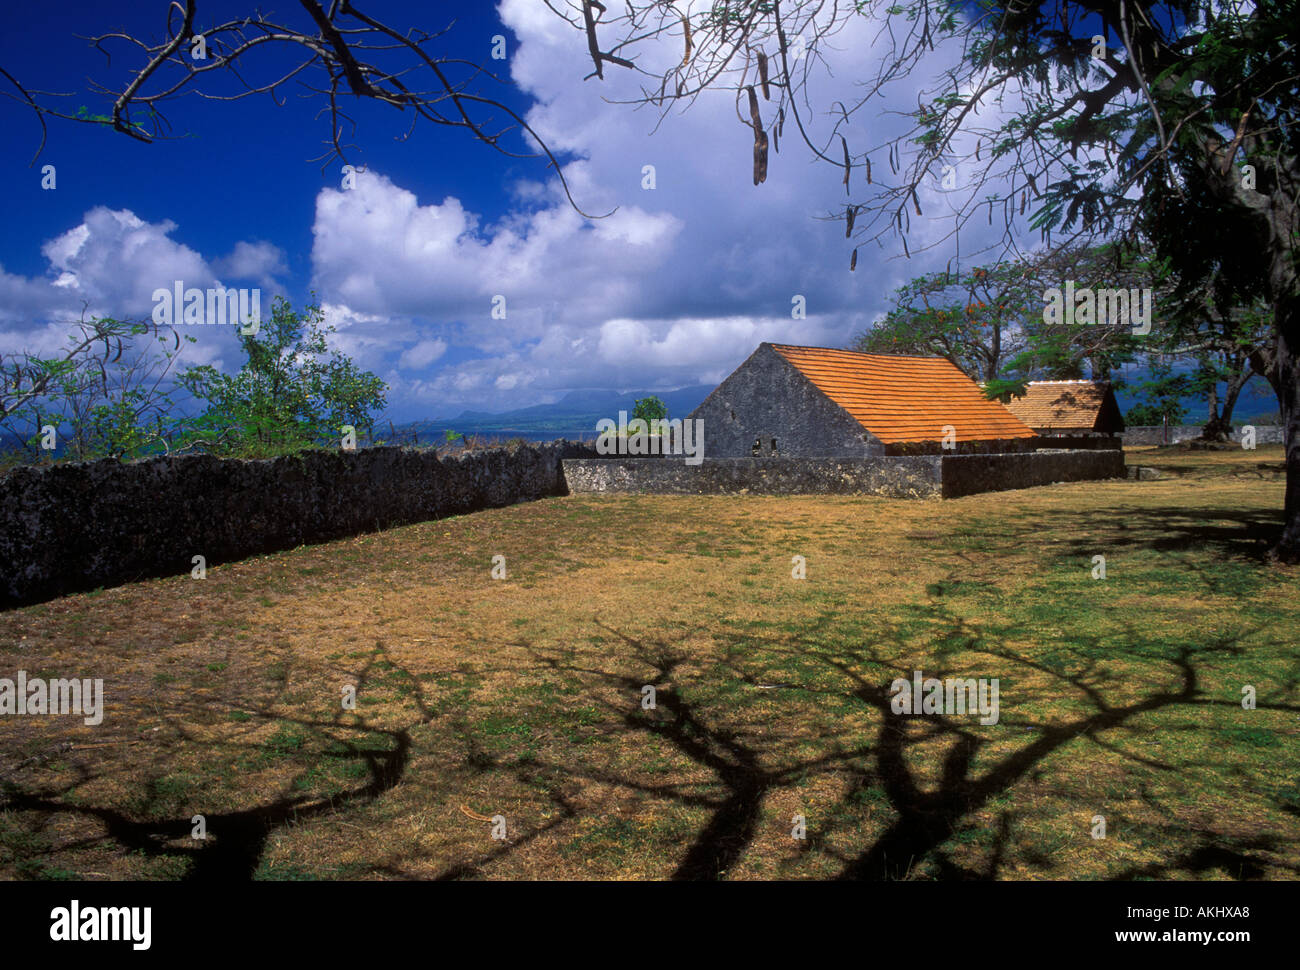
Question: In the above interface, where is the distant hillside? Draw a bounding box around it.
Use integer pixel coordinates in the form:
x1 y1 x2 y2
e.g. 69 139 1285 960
377 372 1283 446
395 385 714 440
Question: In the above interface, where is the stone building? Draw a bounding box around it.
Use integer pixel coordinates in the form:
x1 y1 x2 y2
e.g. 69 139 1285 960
1004 380 1125 447
687 343 1037 457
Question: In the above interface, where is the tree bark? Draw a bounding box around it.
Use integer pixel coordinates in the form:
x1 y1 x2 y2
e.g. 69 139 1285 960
1219 365 1250 430
1271 300 1300 561
1201 364 1250 441
1202 378 1229 440
1194 114 1299 560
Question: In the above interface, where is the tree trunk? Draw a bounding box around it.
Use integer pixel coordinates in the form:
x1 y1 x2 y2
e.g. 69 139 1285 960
1201 379 1230 440
1270 296 1300 562
1198 356 1254 441
1202 414 1233 440
1218 364 1250 431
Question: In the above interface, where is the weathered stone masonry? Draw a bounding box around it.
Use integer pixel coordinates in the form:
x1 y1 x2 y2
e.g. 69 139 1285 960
563 449 1125 499
0 442 1126 609
0 441 596 608
1120 424 1284 446
563 456 943 498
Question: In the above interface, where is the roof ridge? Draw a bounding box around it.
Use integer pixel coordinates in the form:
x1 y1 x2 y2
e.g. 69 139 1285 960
766 342 953 362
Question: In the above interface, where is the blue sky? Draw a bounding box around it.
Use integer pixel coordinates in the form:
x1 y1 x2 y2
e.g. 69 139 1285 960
0 1 1276 424
1 2 536 267
1 1 910 422
2 2 558 422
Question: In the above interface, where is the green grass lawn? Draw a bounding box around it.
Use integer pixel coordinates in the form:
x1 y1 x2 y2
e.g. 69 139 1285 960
0 445 1296 880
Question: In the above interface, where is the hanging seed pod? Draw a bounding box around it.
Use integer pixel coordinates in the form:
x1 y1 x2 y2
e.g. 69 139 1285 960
865 156 872 184
846 205 856 237
778 106 785 139
902 235 911 259
975 140 981 162
1019 190 1026 215
1027 172 1038 194
682 14 692 65
842 135 851 193
851 248 858 271
911 187 922 216
758 51 770 100
889 143 898 174
773 123 779 154
753 127 769 185
747 87 768 186
988 200 993 225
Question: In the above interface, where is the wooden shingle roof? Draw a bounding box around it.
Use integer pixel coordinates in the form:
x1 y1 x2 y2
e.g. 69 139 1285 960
769 343 1036 445
1005 380 1125 433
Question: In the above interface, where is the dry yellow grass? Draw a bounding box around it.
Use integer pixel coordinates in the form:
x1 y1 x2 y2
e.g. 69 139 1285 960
0 445 1296 880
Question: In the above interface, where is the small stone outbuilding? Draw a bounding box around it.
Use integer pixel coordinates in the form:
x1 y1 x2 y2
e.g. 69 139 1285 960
687 343 1038 457
1004 380 1125 448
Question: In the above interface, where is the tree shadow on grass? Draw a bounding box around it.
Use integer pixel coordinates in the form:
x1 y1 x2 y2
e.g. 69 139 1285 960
996 504 1283 564
4 601 1297 881
5 727 407 880
0 640 535 880
512 599 1299 880
510 622 884 879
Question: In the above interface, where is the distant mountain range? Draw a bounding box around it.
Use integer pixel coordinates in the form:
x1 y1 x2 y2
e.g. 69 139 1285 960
392 385 714 441
381 369 1281 446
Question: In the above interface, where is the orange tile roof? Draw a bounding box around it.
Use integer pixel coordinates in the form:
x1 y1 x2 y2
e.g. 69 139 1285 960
770 343 1036 444
1005 380 1116 432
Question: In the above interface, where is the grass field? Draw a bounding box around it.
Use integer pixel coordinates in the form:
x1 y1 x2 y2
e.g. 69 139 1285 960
0 445 1296 880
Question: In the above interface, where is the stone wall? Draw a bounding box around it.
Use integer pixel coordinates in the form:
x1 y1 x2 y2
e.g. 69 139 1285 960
1121 424 1285 446
1 442 1130 608
884 436 1040 456
0 441 596 607
1031 434 1123 451
563 455 943 498
938 450 1126 498
563 449 1124 500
